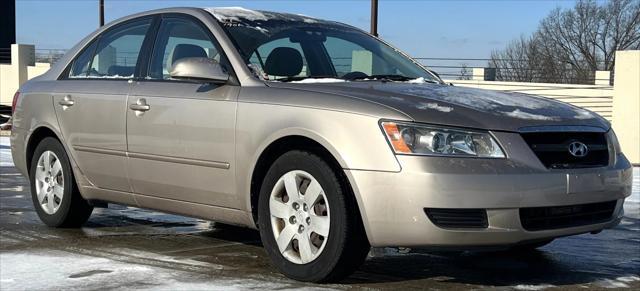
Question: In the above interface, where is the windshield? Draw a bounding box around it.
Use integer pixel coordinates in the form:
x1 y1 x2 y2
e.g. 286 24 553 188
208 8 440 83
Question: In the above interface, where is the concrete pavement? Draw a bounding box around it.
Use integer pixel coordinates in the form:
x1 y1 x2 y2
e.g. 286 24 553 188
1 137 638 290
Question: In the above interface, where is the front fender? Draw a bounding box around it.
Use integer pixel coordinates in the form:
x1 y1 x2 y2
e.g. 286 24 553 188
235 102 402 227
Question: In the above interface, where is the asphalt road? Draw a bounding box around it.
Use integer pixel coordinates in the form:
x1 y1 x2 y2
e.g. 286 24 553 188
1 136 639 290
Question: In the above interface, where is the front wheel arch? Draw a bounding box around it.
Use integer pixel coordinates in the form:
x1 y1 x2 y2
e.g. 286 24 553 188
249 136 359 230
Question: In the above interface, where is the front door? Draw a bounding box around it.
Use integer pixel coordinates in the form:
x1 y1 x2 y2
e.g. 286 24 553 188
54 18 153 192
126 15 239 208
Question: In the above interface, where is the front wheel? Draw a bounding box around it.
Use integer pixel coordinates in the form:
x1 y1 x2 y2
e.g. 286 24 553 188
258 151 369 282
29 137 93 227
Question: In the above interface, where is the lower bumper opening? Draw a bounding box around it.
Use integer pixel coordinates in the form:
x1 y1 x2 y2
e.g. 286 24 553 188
520 200 617 231
424 208 488 229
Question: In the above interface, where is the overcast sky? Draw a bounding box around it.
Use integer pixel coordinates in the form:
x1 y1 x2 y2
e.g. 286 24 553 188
16 0 576 59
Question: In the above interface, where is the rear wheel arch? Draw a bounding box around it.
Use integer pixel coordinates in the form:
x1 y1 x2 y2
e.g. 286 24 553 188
26 126 63 174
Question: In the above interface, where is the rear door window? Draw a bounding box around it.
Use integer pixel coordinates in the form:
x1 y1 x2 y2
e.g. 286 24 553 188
69 18 152 79
68 41 98 78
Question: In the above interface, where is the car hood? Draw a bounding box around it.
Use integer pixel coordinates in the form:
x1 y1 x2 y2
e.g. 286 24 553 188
267 81 609 132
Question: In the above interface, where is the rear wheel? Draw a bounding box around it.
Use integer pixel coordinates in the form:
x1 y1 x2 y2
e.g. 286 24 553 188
258 150 369 282
29 137 93 227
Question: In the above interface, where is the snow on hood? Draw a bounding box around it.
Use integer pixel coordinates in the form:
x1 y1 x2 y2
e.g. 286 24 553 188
398 83 597 121
267 81 609 131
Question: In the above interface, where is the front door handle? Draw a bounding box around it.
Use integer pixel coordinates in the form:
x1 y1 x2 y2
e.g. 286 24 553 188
58 95 75 108
130 98 150 115
129 98 150 111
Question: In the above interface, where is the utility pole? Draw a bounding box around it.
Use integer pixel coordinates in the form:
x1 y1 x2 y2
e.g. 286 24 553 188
99 0 105 27
370 0 378 36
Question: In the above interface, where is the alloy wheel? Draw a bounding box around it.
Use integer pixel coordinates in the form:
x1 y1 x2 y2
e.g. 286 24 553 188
34 151 64 214
269 170 330 264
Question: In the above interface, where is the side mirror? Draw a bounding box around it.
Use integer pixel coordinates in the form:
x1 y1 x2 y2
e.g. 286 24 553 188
170 57 229 83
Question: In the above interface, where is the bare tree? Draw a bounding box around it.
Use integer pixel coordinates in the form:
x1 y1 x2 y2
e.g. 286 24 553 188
490 0 640 84
458 63 471 80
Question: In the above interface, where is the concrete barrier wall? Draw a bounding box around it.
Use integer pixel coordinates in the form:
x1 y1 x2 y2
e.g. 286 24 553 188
0 44 50 107
445 79 614 121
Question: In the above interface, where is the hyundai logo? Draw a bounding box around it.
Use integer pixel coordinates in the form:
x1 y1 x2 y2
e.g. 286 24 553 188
568 141 589 157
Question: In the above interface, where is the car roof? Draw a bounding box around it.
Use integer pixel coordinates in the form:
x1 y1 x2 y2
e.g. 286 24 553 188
203 7 328 25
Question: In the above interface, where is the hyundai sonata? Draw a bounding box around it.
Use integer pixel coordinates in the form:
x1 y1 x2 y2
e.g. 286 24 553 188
9 7 633 282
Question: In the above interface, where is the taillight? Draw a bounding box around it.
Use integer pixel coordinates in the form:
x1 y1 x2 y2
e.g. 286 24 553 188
11 92 19 114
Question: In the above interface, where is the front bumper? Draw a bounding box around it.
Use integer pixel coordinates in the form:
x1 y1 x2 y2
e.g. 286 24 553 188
346 152 633 247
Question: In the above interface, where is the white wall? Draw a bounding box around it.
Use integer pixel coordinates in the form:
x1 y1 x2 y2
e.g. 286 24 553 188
0 44 50 107
445 79 614 121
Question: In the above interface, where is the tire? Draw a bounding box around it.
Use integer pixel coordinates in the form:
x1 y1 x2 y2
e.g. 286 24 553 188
258 150 369 282
29 137 93 227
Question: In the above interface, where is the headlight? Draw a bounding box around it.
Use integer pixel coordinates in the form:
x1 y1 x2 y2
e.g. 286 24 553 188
381 121 505 158
607 129 621 155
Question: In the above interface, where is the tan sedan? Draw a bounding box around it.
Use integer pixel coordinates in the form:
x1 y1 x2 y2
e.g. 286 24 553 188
9 7 633 282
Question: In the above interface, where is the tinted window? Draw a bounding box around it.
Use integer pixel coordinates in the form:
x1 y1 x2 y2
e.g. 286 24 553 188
249 38 308 79
69 41 98 78
324 37 366 77
219 14 440 83
148 17 225 80
73 19 151 79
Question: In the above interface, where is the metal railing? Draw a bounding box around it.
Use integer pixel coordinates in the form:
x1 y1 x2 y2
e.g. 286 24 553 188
414 57 613 85
35 49 68 65
25 49 615 85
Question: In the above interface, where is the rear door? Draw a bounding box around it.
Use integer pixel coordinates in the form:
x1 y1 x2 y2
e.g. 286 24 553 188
126 14 239 208
54 17 153 192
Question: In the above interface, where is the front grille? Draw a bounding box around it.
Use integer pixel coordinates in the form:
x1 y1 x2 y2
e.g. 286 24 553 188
521 132 609 169
425 208 488 229
520 200 617 231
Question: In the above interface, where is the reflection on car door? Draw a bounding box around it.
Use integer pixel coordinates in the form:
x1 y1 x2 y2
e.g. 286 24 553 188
126 15 240 208
54 18 152 192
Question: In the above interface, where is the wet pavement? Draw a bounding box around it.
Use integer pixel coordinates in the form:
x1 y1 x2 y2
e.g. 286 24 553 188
1 136 639 290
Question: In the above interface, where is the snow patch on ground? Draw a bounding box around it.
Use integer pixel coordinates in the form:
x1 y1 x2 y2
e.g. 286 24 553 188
0 251 326 291
1 137 13 167
512 284 555 290
594 275 640 289
617 276 640 283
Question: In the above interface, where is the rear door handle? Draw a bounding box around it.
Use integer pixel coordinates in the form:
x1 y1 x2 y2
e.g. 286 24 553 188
129 98 150 113
58 95 75 107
